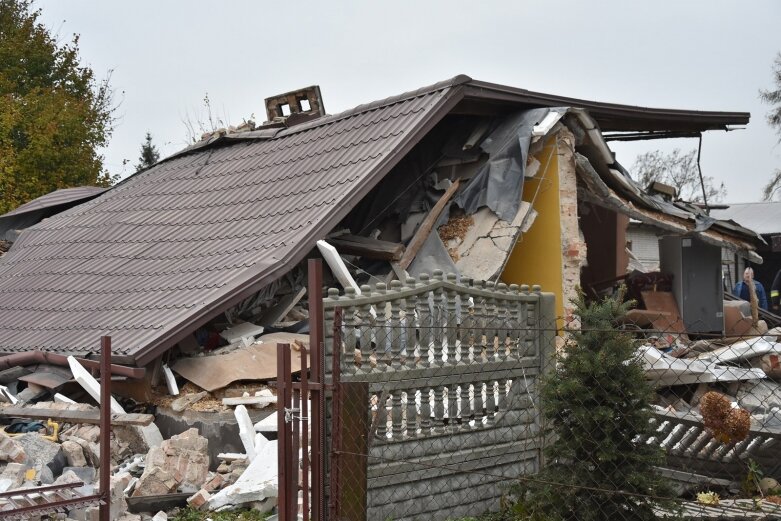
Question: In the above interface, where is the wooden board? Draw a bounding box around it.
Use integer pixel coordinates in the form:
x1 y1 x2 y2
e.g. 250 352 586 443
329 235 405 261
0 407 154 426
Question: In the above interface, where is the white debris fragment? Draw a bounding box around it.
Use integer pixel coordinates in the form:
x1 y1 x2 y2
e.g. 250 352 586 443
234 405 256 461
316 240 361 294
162 364 179 396
254 413 277 433
217 453 247 462
67 355 125 414
53 393 75 404
206 440 278 511
0 385 18 405
221 322 265 344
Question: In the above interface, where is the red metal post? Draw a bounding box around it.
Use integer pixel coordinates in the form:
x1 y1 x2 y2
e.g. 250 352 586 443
99 336 111 521
308 259 324 521
301 346 310 521
292 383 300 518
277 342 292 521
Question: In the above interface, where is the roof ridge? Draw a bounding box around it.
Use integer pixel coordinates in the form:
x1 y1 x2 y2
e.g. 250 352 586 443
276 74 472 136
155 75 471 165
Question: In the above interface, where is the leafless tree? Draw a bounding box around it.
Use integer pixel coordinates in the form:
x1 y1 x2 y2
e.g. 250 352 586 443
760 52 781 201
631 148 726 203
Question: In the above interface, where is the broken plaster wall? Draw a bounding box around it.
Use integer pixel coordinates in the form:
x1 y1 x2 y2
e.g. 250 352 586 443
502 128 584 326
557 128 587 326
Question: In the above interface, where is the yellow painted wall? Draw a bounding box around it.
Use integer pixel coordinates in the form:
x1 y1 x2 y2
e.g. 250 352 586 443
501 139 565 321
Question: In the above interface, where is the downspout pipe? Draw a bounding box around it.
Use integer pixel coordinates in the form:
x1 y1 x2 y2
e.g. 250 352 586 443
0 351 145 379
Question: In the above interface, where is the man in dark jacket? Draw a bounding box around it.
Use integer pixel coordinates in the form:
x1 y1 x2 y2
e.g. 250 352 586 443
734 267 768 310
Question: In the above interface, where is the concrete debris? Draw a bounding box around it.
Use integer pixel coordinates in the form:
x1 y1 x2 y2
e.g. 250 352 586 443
697 337 781 364
151 511 168 521
0 432 26 463
638 345 766 386
61 440 87 467
0 463 27 492
133 428 209 496
205 439 278 510
187 488 211 510
15 432 66 483
736 380 781 413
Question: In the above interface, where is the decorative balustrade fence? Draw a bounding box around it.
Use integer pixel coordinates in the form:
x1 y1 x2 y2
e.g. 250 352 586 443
323 271 556 521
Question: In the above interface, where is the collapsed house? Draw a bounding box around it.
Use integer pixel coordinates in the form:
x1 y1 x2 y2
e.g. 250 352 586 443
0 75 770 517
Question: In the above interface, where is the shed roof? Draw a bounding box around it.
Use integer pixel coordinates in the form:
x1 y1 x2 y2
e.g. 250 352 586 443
710 202 781 236
0 187 107 220
0 75 754 364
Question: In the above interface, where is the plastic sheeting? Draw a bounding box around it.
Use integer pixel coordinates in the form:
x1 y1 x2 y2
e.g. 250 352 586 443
455 107 566 222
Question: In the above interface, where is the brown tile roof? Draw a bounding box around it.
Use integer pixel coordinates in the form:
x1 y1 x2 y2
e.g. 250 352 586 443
0 187 107 220
0 77 465 364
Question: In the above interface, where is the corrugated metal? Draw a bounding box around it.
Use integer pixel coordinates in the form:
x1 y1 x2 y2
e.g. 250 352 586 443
0 187 107 219
710 202 781 236
0 80 461 363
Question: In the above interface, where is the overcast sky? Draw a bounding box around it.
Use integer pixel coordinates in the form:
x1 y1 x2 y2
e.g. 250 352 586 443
37 0 780 203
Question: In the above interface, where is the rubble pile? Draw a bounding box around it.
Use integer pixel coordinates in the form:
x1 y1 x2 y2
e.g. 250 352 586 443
0 350 284 519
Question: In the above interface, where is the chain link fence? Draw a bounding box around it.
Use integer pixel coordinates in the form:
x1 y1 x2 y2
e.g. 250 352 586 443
314 274 781 521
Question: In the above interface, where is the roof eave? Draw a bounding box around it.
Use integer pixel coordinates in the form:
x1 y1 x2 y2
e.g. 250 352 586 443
462 80 750 132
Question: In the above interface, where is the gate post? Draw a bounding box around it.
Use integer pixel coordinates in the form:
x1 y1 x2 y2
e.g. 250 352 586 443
309 259 325 520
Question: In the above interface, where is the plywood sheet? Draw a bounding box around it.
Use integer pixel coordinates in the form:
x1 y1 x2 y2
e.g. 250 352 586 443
172 342 302 392
640 290 688 338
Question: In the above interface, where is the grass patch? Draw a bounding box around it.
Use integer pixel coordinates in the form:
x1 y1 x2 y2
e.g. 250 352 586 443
171 507 270 521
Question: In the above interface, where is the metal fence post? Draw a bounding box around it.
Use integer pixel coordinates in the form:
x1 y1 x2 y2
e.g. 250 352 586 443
308 259 325 521
99 336 111 521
